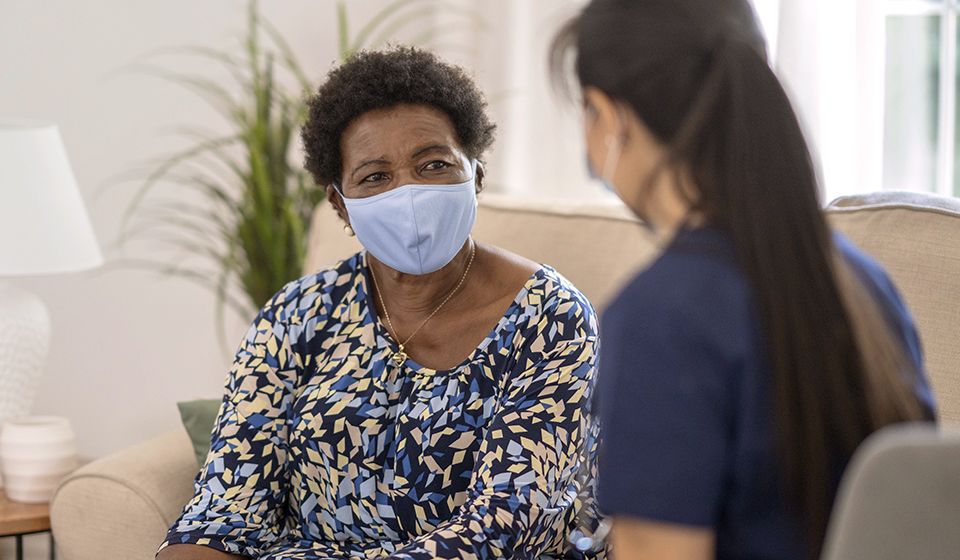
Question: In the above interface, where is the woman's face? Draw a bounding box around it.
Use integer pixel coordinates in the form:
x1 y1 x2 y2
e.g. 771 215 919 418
334 103 481 201
582 86 694 230
582 87 663 200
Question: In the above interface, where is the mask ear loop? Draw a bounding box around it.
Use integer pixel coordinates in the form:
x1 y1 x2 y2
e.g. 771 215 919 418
464 159 481 208
329 182 356 236
601 134 622 188
466 158 480 184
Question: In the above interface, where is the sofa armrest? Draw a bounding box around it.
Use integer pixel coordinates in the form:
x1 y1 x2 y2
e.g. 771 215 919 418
51 429 198 560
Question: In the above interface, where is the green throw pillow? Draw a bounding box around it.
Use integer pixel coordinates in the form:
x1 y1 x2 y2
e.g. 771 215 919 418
177 399 221 466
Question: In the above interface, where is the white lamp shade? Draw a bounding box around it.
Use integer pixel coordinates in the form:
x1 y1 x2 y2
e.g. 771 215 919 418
0 120 103 276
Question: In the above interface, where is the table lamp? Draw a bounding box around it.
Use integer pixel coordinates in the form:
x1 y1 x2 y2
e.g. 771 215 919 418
0 121 103 475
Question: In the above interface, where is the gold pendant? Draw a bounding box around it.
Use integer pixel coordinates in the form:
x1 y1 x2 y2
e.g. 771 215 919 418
391 345 407 367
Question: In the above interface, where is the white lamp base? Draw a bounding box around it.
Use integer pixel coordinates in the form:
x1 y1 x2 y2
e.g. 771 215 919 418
0 282 51 489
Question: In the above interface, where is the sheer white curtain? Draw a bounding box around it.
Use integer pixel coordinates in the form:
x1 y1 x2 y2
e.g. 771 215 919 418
434 0 878 202
775 0 887 202
435 0 595 200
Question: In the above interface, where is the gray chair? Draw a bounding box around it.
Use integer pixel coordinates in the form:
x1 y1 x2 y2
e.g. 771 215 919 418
821 425 960 560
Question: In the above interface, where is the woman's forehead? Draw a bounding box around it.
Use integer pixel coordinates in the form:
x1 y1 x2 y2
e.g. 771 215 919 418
340 104 463 162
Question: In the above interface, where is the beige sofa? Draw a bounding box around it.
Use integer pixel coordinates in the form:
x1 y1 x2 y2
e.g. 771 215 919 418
50 192 960 560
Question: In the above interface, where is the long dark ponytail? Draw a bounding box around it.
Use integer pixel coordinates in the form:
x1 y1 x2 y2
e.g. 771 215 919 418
552 0 925 556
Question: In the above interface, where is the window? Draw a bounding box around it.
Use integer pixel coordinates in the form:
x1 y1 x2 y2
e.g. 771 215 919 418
884 0 960 196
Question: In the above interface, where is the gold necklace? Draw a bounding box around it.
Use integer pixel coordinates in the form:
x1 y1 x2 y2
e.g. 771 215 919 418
368 239 477 368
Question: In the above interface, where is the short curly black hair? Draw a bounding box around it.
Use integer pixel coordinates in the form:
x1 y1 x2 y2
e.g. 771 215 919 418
302 47 497 187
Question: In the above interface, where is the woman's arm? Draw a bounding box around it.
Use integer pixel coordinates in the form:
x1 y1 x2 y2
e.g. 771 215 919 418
155 285 303 558
156 544 248 560
386 295 600 559
608 518 713 560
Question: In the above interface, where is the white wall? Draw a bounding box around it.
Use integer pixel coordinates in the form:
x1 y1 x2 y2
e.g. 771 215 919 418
0 0 386 462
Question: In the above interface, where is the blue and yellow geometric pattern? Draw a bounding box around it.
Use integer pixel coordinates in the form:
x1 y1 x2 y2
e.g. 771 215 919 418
158 252 605 559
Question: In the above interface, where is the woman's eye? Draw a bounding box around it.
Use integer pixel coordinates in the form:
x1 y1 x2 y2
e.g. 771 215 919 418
424 160 451 171
361 172 388 183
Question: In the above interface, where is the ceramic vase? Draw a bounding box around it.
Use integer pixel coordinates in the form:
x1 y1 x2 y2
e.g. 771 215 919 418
0 416 78 503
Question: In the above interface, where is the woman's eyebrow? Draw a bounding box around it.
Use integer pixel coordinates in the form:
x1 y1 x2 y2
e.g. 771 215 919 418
410 144 454 159
351 157 389 178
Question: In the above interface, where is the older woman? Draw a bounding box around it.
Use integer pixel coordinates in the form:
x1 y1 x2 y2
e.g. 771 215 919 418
156 48 604 560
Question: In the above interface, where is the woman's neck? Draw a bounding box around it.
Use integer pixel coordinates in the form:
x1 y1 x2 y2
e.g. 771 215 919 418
624 162 704 241
367 239 475 315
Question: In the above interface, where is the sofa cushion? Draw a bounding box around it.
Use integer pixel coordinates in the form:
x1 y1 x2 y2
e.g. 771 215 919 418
176 399 220 466
50 430 198 560
828 192 960 424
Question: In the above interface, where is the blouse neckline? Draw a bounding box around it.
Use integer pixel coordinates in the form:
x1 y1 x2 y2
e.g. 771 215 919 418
357 250 548 376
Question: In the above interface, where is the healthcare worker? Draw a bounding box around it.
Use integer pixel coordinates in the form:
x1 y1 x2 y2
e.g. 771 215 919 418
550 1 937 559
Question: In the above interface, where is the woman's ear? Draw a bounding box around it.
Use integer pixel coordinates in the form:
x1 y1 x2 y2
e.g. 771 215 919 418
326 185 350 224
475 162 485 194
583 86 627 143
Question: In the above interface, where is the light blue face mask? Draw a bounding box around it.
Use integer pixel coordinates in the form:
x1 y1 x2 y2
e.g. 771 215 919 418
335 162 478 275
586 154 616 194
586 131 621 195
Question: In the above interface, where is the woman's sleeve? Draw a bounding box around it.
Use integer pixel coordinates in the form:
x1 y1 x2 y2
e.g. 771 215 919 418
157 285 302 558
595 278 736 527
386 294 599 560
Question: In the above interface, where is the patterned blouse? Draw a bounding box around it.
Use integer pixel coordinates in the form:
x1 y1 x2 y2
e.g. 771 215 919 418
158 252 605 560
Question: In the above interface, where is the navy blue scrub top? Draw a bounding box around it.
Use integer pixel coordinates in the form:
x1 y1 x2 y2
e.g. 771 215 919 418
596 226 937 560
